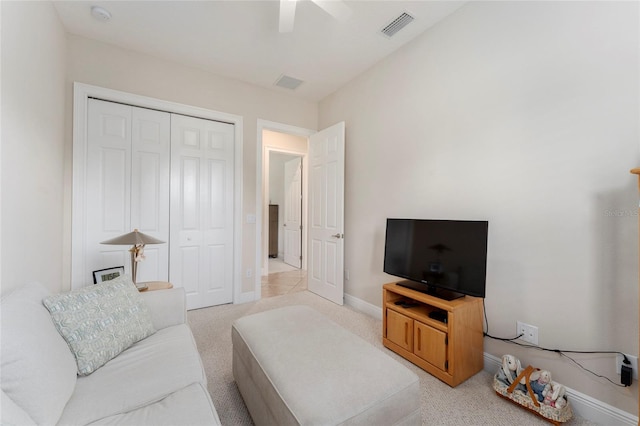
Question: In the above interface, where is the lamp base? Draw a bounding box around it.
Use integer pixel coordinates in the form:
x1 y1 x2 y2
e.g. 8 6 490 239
135 282 148 291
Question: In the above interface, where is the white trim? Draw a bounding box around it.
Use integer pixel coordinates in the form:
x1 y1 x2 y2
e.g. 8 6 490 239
255 119 314 301
72 83 245 304
344 293 382 320
234 291 256 305
483 353 638 426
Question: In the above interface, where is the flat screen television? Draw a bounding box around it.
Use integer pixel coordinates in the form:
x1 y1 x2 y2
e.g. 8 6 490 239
383 219 488 300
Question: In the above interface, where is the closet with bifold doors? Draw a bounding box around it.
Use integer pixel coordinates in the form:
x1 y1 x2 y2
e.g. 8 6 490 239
81 98 234 310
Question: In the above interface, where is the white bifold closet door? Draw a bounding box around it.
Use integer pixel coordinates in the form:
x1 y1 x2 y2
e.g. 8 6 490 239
85 99 234 309
86 99 170 283
170 114 234 309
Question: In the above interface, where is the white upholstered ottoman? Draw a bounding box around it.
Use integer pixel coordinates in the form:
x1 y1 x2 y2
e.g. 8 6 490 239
232 305 421 426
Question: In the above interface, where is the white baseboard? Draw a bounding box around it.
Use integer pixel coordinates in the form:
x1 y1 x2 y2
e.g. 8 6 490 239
483 353 638 426
344 292 382 320
344 294 638 426
234 290 256 305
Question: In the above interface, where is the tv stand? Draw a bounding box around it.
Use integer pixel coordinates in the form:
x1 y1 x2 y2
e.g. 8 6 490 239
382 282 484 387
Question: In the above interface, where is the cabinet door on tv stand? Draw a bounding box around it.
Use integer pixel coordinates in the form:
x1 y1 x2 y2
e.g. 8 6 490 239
414 322 447 371
386 309 413 352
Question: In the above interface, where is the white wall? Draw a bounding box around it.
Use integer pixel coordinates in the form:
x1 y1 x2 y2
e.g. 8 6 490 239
319 1 639 415
64 35 318 294
1 1 67 294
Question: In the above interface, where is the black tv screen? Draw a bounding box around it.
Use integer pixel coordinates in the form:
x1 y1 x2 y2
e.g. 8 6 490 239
383 219 488 300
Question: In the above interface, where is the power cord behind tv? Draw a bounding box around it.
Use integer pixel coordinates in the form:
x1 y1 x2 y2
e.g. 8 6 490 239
482 299 631 387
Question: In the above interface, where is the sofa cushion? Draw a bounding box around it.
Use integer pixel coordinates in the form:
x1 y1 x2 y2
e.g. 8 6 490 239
0 282 77 425
58 324 207 425
43 274 156 376
1 390 36 426
86 383 221 426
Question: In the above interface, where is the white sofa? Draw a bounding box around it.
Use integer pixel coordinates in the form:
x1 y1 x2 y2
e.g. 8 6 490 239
1 281 221 426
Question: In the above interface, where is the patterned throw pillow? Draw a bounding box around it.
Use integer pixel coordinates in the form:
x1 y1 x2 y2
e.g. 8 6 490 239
42 275 156 376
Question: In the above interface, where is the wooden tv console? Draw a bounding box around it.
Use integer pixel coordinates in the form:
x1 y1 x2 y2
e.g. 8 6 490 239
382 282 484 387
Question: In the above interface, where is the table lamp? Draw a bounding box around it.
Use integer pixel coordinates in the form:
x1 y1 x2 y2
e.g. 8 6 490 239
100 229 165 288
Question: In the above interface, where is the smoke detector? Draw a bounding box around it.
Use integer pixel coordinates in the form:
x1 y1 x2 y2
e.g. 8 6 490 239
91 6 112 22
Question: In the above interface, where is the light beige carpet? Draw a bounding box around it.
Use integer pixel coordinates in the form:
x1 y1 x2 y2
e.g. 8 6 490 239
187 290 597 425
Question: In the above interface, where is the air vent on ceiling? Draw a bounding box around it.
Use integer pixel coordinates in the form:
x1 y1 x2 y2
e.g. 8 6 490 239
380 12 415 38
274 74 304 91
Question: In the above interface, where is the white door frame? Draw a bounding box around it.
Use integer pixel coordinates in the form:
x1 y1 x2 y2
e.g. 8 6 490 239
256 119 314 299
72 82 244 303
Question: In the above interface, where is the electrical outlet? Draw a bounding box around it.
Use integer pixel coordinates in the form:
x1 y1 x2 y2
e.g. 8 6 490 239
245 268 253 278
516 321 539 345
616 353 638 380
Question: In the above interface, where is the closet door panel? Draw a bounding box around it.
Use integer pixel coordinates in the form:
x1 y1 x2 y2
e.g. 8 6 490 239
85 100 170 285
207 159 226 229
207 244 226 291
75 92 236 298
206 159 228 293
179 246 201 295
131 106 170 283
180 157 201 230
171 114 234 310
203 124 234 301
101 149 128 231
86 99 132 283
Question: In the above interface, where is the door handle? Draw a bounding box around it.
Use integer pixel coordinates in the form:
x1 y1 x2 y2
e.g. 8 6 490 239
331 233 343 239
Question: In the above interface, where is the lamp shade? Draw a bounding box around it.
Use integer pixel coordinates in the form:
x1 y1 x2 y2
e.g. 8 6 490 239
100 229 165 245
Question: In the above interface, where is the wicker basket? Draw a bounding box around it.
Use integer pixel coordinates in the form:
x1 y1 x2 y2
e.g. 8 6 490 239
493 365 573 425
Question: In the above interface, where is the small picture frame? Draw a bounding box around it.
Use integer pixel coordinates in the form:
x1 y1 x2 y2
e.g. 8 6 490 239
93 266 125 284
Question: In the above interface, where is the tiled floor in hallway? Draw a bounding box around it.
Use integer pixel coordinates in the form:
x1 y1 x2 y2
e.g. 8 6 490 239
262 259 307 298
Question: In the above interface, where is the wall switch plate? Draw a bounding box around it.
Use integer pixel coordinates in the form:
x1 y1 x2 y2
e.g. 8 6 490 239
516 321 538 345
616 354 638 380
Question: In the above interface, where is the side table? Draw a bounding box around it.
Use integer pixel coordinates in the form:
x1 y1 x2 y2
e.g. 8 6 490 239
137 281 173 292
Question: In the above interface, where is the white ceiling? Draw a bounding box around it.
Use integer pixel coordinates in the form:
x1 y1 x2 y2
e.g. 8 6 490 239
53 0 466 102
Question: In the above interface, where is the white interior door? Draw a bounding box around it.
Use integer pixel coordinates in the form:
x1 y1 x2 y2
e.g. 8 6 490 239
86 99 169 284
308 122 345 305
284 157 302 268
170 114 234 310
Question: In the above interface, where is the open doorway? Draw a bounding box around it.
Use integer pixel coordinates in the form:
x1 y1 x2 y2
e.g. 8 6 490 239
256 119 346 304
257 124 313 299
269 152 302 269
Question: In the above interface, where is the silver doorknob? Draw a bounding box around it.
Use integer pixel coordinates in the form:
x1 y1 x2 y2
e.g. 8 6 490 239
331 233 343 239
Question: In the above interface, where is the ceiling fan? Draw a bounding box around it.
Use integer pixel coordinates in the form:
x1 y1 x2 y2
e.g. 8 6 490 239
279 0 352 33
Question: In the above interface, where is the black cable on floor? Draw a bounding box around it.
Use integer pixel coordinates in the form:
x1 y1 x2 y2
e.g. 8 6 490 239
482 299 630 387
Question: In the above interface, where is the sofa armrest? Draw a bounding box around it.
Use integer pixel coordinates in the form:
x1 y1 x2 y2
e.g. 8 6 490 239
140 288 186 330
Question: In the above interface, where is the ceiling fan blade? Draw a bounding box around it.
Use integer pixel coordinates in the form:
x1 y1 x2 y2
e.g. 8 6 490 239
311 0 352 21
279 0 297 33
